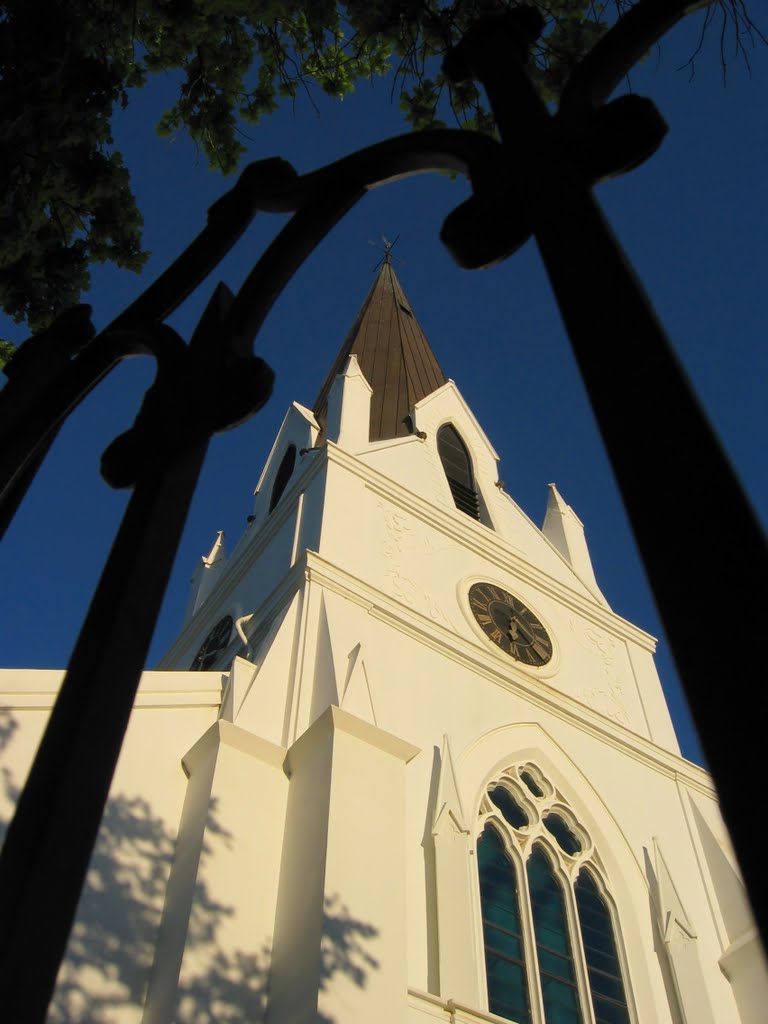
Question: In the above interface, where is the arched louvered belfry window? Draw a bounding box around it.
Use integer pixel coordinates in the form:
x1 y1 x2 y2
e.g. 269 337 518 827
437 424 480 520
476 765 632 1024
268 445 296 513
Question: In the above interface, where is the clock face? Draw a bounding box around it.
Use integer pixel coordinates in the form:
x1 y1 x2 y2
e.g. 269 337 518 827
469 583 552 666
190 615 233 671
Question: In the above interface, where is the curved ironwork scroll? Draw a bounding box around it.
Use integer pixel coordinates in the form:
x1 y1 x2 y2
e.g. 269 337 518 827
0 130 501 529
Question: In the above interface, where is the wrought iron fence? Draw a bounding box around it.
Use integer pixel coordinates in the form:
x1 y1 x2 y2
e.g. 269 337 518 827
0 3 765 1019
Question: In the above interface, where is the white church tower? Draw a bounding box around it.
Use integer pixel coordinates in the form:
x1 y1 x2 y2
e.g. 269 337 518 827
1 261 766 1022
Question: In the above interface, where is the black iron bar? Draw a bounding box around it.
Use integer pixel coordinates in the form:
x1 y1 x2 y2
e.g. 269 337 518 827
0 162 294 536
559 0 712 113
0 285 275 1017
455 14 768 943
0 434 211 1021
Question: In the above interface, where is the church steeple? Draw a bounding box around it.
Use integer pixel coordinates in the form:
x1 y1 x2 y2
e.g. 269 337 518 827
4 256 763 1024
312 259 447 442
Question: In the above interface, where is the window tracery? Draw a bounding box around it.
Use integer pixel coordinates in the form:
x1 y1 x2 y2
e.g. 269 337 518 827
477 764 631 1024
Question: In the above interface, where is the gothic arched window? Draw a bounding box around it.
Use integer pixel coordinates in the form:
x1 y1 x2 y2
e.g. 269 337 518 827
437 425 480 520
477 765 632 1024
268 445 296 513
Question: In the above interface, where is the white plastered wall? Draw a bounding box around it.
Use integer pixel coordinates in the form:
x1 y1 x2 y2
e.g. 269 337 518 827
0 669 221 1023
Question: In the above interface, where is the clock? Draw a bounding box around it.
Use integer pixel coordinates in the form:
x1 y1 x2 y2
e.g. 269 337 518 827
468 583 552 666
190 614 233 671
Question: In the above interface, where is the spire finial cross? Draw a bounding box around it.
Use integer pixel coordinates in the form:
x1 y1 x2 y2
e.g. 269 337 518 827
369 234 402 269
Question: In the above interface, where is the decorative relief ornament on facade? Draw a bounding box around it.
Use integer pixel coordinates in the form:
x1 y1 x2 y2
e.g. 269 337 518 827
580 683 630 727
377 498 457 630
378 499 445 558
379 502 416 560
569 617 630 725
384 566 455 631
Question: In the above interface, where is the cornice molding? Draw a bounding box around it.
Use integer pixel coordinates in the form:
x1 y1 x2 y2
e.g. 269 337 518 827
324 443 656 651
0 668 224 710
163 428 658 669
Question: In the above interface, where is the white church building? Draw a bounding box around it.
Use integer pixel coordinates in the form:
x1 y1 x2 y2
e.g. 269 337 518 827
1 262 765 1023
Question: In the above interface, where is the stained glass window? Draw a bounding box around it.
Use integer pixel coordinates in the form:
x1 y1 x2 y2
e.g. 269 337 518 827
490 786 529 830
477 765 631 1024
544 815 582 856
527 847 582 1024
520 770 545 798
575 873 631 1024
478 826 532 1024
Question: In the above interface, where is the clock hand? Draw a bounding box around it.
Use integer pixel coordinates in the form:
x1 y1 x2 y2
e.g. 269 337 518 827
509 614 535 646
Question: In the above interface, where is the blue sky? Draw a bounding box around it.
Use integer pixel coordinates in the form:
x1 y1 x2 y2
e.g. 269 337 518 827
1 12 765 765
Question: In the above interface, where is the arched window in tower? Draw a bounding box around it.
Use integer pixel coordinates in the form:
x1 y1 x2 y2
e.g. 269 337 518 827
476 765 632 1024
437 424 481 520
268 445 296 513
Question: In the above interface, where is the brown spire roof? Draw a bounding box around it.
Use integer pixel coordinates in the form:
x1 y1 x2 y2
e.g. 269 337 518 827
313 260 447 442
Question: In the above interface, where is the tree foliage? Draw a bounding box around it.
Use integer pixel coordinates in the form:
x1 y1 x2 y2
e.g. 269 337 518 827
0 0 759 334
0 340 15 370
